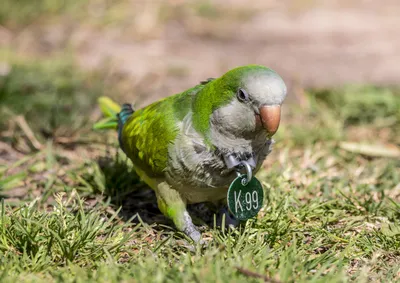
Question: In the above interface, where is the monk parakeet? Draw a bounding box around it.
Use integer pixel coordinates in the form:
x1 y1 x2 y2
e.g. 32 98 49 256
95 65 287 242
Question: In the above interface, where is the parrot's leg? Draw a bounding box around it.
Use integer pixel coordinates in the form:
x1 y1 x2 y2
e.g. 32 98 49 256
156 182 201 242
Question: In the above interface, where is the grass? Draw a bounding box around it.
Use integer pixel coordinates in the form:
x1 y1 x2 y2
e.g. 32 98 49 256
0 55 105 139
0 0 257 42
0 0 91 28
1 1 399 282
0 53 399 282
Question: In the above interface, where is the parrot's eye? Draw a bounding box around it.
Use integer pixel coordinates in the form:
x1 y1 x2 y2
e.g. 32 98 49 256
237 88 249 102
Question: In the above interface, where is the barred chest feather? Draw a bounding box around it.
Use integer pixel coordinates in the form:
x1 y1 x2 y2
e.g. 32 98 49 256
165 113 273 204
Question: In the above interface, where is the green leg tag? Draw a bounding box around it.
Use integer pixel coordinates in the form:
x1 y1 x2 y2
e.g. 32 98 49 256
227 175 264 221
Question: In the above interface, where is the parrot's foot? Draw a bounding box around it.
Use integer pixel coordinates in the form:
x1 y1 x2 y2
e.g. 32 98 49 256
156 182 202 243
217 206 241 228
184 225 201 242
181 211 201 242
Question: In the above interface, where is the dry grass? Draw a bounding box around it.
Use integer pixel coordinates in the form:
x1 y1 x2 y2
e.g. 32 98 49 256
0 1 400 281
0 52 399 282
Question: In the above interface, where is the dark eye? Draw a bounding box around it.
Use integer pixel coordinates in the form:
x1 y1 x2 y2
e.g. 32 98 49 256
237 88 249 102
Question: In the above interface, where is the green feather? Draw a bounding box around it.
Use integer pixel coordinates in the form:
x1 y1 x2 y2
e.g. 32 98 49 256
99 96 121 118
121 91 194 177
93 117 119 130
192 65 271 143
97 65 272 175
93 96 121 130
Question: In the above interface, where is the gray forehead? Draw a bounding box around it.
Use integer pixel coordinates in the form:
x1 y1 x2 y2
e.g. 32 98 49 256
241 69 287 105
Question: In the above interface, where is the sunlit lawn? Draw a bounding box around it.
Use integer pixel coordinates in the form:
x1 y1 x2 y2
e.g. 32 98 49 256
0 53 399 282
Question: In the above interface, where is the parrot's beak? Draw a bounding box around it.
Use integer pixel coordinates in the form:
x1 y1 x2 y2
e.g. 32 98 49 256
259 105 281 136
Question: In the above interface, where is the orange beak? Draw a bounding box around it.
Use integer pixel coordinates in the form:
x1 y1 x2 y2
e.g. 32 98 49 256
258 105 281 136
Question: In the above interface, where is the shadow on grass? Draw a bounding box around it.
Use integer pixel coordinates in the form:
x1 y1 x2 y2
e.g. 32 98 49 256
97 154 227 230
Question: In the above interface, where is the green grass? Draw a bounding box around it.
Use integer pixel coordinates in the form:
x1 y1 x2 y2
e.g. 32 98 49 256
0 54 112 151
0 0 90 27
0 55 400 282
0 0 146 31
276 85 400 146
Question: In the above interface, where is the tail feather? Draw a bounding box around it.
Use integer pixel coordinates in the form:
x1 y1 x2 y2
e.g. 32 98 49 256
99 97 121 118
93 97 134 131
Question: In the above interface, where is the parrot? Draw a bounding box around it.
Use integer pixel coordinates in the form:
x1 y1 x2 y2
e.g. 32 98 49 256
94 65 287 242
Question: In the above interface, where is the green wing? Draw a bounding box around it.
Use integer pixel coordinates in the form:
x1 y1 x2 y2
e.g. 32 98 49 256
121 84 204 177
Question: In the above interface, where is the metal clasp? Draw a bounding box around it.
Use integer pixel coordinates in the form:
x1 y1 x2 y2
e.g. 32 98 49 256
235 160 252 186
223 153 255 186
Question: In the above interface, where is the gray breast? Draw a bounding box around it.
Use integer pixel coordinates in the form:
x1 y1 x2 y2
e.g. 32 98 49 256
165 113 273 203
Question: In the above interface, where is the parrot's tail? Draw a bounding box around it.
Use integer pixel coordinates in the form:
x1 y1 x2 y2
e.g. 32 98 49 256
93 96 134 150
93 96 135 130
93 96 122 130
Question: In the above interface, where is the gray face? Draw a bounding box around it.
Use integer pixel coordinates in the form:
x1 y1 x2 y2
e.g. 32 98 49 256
240 69 287 108
211 69 287 141
212 99 257 136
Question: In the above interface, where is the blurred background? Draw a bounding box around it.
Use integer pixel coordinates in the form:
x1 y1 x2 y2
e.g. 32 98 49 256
1 2 400 280
1 0 400 103
0 0 399 203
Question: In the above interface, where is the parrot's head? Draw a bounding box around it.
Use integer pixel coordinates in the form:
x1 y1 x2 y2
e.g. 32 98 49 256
193 65 287 145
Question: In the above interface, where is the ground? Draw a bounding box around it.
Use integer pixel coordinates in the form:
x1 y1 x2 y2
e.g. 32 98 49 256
0 1 400 282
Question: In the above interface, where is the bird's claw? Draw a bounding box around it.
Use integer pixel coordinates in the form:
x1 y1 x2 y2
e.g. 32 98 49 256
184 225 202 243
217 206 241 228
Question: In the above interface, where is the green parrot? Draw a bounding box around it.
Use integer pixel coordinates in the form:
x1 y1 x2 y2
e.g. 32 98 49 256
95 65 287 242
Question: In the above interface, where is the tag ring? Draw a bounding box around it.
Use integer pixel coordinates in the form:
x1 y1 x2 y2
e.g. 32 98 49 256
236 161 252 186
